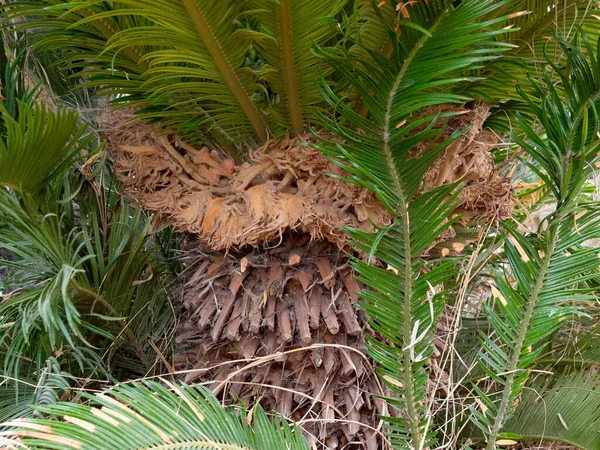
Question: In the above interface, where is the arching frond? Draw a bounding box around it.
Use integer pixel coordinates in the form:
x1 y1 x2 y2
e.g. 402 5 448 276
315 1 514 447
0 381 309 450
0 358 72 423
466 1 598 104
471 32 600 449
0 171 174 381
4 0 268 152
504 371 600 450
252 0 345 135
0 102 89 194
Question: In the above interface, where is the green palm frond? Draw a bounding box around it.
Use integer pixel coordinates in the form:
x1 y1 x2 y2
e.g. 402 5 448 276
315 1 514 447
74 184 175 376
4 0 267 153
472 214 600 444
100 0 268 141
349 0 396 59
545 326 600 367
466 1 598 104
3 0 149 94
503 371 600 450
471 31 600 449
0 102 90 194
0 37 38 119
0 358 72 423
252 0 345 135
0 189 106 379
0 169 174 381
0 381 309 450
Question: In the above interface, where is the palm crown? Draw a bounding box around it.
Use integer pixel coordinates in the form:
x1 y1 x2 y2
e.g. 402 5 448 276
5 1 594 150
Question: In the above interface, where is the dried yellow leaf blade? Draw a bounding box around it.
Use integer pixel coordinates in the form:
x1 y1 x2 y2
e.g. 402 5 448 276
64 416 96 433
496 439 518 446
0 435 27 449
100 406 131 423
1 422 52 433
90 407 120 427
474 397 488 415
382 375 404 389
160 378 205 422
491 285 507 307
508 234 530 263
0 431 82 449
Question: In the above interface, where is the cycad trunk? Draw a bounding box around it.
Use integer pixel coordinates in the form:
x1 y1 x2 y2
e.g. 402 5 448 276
98 102 511 448
175 240 383 449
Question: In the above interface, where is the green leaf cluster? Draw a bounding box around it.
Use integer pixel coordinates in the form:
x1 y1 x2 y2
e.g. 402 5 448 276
314 0 516 447
0 42 176 418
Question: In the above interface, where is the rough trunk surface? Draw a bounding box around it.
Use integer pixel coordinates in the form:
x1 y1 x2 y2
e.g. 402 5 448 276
174 240 385 449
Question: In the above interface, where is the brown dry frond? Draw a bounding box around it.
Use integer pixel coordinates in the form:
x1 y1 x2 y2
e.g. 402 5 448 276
99 103 511 251
98 111 390 250
424 102 513 223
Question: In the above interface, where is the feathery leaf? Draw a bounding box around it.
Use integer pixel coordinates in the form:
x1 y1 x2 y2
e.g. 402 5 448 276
0 381 309 450
252 0 345 135
315 1 515 447
474 31 600 449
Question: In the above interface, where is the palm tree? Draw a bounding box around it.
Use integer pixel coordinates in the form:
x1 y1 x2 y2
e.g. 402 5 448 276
3 0 600 449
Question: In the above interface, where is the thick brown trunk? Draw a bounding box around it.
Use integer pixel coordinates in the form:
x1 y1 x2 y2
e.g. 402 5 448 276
174 239 383 449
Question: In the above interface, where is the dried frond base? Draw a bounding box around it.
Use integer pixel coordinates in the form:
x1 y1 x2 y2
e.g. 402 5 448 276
98 111 389 250
424 102 513 222
99 103 511 254
173 239 386 449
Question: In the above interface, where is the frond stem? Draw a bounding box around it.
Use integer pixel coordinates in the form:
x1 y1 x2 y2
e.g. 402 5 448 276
182 0 269 142
382 11 444 446
486 226 558 449
277 0 303 135
386 50 421 450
